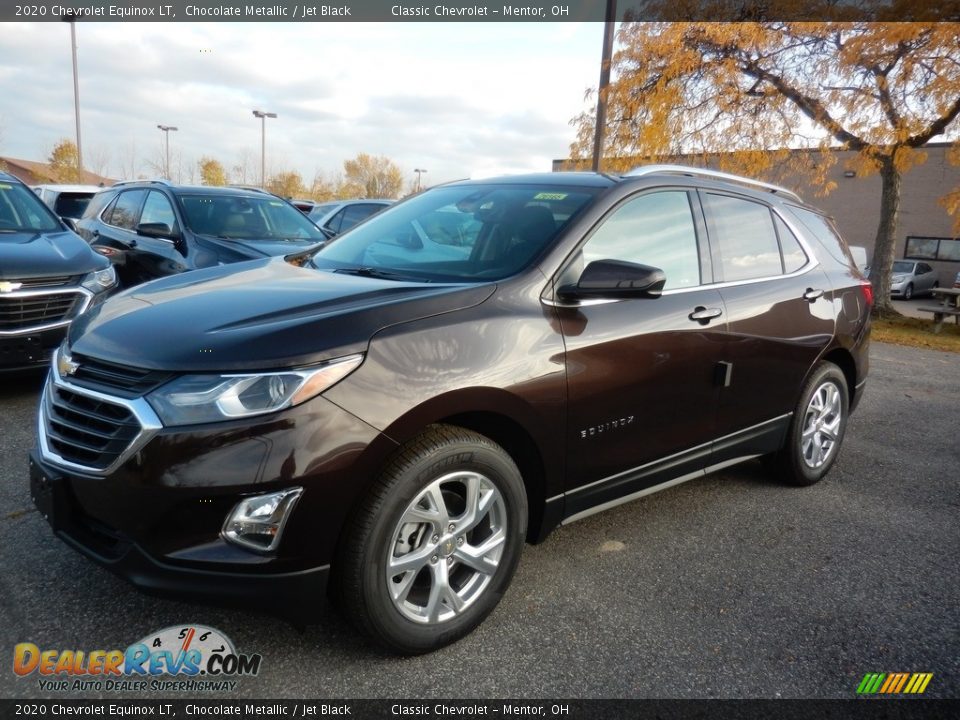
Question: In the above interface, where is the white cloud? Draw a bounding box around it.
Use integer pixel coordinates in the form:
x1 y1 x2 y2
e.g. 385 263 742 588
0 21 601 187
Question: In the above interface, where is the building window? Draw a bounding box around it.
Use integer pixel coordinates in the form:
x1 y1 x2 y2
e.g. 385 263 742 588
905 236 960 263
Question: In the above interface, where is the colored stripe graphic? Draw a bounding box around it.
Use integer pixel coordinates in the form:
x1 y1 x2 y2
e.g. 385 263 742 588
857 672 932 694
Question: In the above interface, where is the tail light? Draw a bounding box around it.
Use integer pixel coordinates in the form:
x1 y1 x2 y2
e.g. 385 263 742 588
860 280 874 310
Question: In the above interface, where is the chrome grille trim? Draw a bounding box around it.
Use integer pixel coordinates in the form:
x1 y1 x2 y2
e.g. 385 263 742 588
0 287 92 336
37 348 163 478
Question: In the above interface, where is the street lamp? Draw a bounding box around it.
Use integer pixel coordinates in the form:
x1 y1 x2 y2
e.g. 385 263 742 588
414 168 427 193
63 18 83 181
252 109 277 188
157 125 178 179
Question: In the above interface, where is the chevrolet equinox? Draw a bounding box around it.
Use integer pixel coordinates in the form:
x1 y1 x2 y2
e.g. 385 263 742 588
31 166 871 653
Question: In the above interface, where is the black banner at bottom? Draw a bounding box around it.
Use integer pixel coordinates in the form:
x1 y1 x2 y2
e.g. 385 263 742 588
2 699 960 720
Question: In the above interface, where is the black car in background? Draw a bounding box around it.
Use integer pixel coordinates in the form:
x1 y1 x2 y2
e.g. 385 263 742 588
0 172 116 371
308 199 393 237
75 180 327 288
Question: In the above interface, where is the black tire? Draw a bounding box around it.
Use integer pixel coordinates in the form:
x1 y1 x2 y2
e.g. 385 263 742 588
903 283 913 300
334 424 527 654
766 362 849 486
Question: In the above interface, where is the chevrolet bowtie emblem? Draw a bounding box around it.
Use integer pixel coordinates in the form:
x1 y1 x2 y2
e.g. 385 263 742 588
0 281 23 293
58 351 80 377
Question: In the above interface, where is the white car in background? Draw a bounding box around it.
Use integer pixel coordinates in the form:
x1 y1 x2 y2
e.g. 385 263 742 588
32 184 103 222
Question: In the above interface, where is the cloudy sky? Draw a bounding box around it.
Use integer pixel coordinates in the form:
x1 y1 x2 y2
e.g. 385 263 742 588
0 22 603 188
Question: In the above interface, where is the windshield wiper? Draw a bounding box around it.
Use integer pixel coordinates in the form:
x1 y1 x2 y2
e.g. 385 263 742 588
332 267 416 281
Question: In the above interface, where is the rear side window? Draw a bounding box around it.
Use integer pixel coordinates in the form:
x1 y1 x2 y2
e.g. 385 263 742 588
703 193 782 282
53 192 95 220
581 190 701 290
105 190 146 230
786 206 854 267
83 190 115 220
774 215 808 274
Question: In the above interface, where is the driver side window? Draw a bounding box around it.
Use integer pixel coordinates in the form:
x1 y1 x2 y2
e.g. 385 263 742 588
578 191 701 290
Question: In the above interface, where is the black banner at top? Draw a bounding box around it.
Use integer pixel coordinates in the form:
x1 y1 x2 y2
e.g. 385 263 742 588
2 0 958 23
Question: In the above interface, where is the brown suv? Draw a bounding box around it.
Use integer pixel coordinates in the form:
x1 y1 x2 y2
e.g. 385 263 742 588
30 166 871 654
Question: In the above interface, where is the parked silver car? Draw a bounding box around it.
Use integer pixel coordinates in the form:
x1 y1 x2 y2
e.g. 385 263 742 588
890 260 938 300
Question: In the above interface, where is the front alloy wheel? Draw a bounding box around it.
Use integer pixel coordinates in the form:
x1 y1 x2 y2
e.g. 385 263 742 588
335 425 527 654
387 471 507 624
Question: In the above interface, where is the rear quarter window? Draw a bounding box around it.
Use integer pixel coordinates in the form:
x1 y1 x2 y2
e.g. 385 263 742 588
785 206 854 268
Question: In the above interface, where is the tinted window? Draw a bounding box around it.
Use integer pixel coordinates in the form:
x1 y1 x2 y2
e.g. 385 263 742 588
107 190 147 230
314 184 596 282
918 263 932 274
704 194 781 282
774 215 808 274
140 191 177 232
179 194 325 241
0 180 60 233
786 206 854 267
581 191 700 289
84 190 115 220
324 207 348 234
339 203 385 232
53 192 95 220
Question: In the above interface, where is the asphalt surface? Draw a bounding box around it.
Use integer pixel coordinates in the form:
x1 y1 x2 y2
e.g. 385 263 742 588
0 341 957 700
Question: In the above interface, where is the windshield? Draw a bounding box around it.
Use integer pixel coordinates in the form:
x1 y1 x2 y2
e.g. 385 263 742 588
0 180 61 234
892 261 914 273
179 194 326 242
311 184 597 282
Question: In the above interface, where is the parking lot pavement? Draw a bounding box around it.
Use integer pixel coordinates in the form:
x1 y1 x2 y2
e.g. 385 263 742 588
1 341 957 699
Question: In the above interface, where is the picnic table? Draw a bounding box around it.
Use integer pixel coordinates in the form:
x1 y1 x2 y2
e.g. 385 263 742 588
918 287 960 333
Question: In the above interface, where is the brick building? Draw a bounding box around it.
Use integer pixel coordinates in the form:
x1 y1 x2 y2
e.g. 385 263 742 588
0 156 114 187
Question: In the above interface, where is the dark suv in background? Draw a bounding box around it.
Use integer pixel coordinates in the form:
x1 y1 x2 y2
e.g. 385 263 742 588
75 180 326 288
31 166 870 654
0 172 116 371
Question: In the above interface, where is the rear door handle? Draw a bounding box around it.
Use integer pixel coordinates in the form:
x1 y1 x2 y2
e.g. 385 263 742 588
803 288 824 302
689 306 723 323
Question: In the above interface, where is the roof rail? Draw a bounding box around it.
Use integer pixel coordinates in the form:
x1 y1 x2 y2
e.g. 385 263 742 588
623 164 802 202
110 178 174 188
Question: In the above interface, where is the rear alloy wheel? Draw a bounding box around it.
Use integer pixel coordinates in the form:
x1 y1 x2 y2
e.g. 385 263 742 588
767 362 849 486
335 425 527 654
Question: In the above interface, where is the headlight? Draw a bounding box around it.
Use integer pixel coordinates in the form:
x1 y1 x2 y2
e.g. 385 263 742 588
81 266 117 292
146 354 363 426
891 275 905 284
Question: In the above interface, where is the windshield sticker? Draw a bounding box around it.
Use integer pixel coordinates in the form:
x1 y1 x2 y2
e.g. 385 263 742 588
0 184 12 190
533 192 567 200
269 201 283 206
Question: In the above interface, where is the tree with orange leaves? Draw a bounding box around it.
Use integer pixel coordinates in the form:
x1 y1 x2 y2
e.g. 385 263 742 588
571 23 960 313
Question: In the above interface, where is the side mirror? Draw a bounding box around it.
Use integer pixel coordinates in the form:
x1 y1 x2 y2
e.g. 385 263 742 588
137 222 178 239
559 259 666 300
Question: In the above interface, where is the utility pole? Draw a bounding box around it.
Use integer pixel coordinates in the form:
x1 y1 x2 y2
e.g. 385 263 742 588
592 0 617 173
157 125 178 179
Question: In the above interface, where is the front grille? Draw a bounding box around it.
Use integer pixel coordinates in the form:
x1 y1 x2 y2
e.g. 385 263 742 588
15 276 77 289
0 292 81 331
69 353 172 398
44 386 141 471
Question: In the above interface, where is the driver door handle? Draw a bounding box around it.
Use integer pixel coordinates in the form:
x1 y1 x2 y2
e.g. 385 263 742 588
689 306 723 323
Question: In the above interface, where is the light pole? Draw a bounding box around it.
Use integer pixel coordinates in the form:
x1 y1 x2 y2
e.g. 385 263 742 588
414 168 427 193
591 0 617 172
157 125 178 179
64 18 84 182
252 109 277 187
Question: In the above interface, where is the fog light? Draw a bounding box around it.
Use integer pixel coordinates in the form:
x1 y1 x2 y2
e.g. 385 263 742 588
222 488 303 553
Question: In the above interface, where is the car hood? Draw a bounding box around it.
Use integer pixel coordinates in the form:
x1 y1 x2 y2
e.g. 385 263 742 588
198 235 320 258
0 230 106 279
68 257 495 371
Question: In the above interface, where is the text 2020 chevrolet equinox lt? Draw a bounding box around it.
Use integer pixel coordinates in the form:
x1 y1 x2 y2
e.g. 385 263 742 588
31 166 871 653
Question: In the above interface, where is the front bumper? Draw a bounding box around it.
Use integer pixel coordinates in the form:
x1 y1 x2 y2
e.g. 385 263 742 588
30 450 328 621
0 325 66 371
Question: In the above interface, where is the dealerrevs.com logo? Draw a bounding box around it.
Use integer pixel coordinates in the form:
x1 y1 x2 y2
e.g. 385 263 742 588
13 625 262 693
